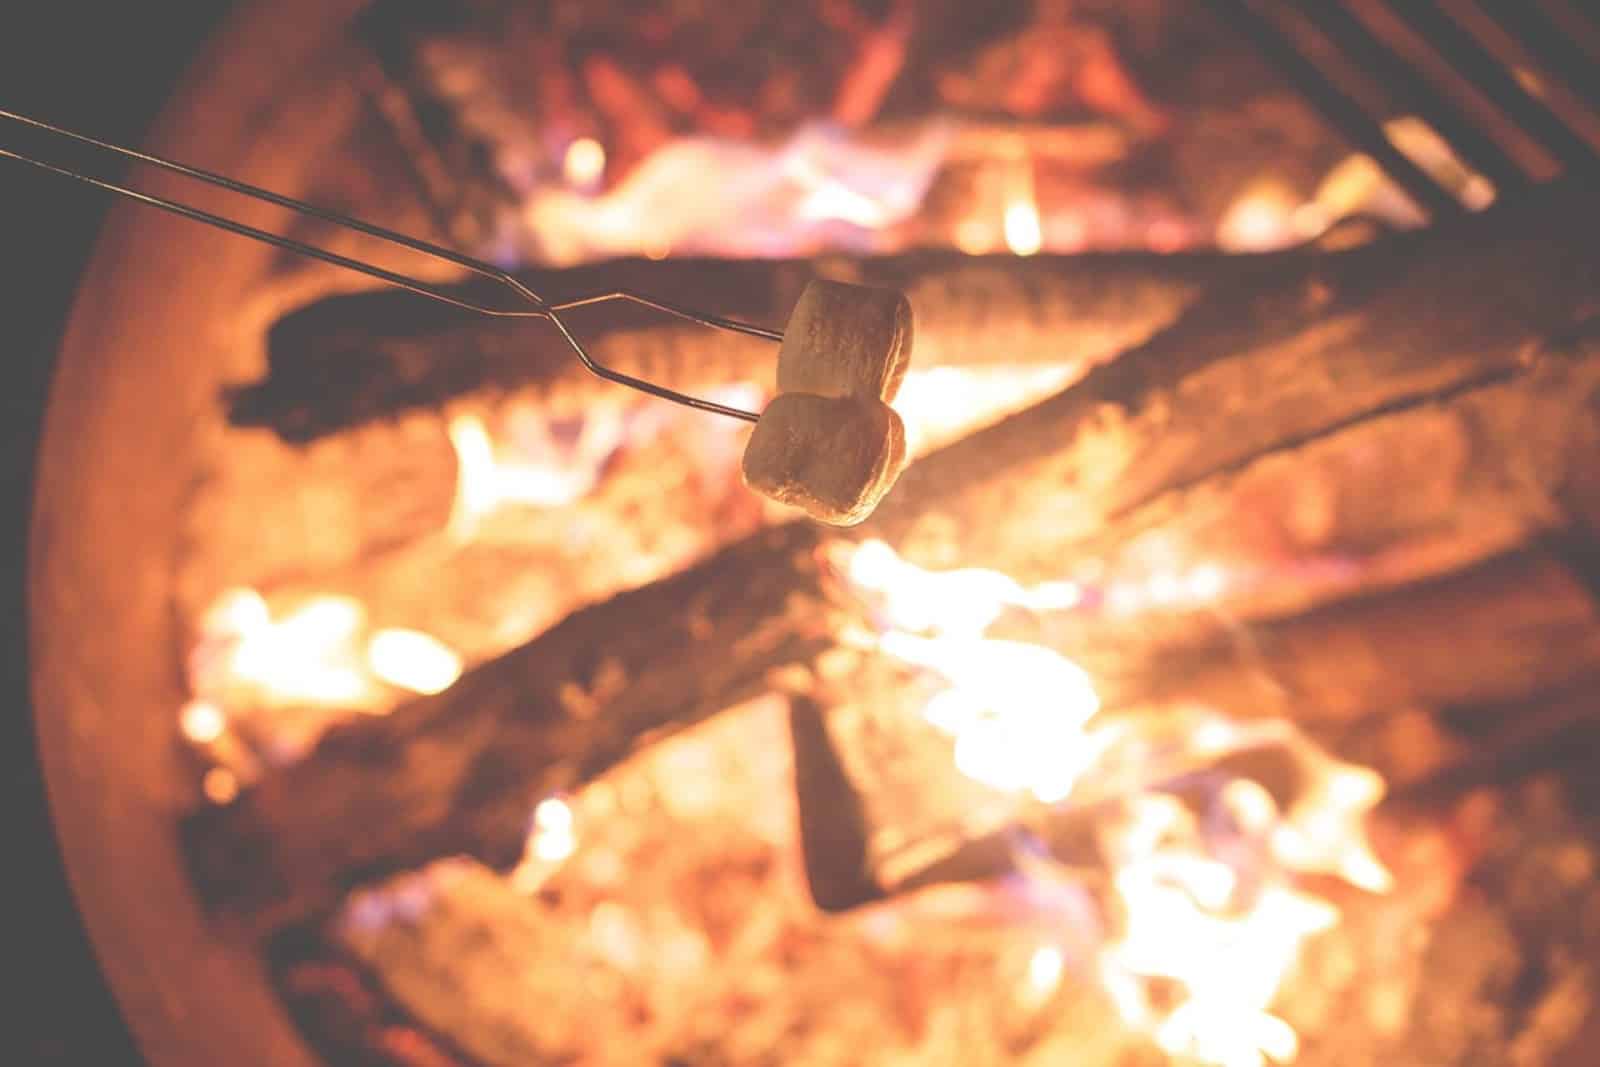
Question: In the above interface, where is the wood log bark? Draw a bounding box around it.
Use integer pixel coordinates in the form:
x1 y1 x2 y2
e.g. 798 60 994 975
183 521 834 931
185 184 1600 932
226 250 1254 441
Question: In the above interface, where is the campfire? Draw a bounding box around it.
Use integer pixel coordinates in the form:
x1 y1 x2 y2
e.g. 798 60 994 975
36 1 1587 1065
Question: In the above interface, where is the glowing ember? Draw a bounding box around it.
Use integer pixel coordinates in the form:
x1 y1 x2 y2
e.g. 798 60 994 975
1308 116 1494 237
194 591 375 707
367 628 464 695
202 767 240 805
182 585 468 772
511 795 580 892
1026 943 1066 995
520 120 950 264
448 408 626 537
891 365 1079 455
563 137 607 188
1003 196 1044 257
179 699 226 744
840 539 1392 1067
1217 180 1305 252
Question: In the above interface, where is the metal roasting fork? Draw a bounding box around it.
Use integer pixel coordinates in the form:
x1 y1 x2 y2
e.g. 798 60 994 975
8 2 1597 422
1202 0 1600 222
0 107 775 424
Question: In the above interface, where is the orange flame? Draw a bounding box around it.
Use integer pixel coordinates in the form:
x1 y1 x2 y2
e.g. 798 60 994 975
447 404 626 538
184 587 465 744
202 589 377 706
1003 196 1043 257
840 539 1391 1066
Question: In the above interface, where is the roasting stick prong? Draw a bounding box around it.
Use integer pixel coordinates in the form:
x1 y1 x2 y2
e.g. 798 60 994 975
0 107 770 423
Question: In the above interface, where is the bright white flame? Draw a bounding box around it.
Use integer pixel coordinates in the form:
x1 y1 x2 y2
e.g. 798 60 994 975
853 543 1101 802
186 587 466 747
180 700 226 744
954 217 998 256
1027 944 1066 995
447 407 625 537
222 595 373 705
788 153 894 229
202 767 240 805
840 539 1393 1067
202 587 272 635
1311 115 1495 235
368 629 464 695
563 137 606 187
1218 181 1301 252
1003 197 1043 257
890 365 1080 456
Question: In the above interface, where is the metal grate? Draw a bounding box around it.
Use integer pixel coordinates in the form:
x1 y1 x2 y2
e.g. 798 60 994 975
1203 0 1600 222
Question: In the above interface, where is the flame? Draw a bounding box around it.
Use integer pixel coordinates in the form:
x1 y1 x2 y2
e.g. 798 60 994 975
563 137 607 188
1001 145 1043 257
449 411 603 536
1026 943 1066 996
890 365 1080 455
368 628 464 695
1003 196 1043 257
202 767 240 805
788 152 895 229
1092 774 1354 1067
179 699 226 744
447 403 629 537
840 539 1391 1066
520 120 949 264
1217 180 1304 252
199 591 376 706
1307 116 1494 237
183 586 467 771
510 795 580 892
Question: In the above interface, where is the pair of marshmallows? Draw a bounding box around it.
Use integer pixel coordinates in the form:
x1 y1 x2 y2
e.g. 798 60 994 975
741 280 913 526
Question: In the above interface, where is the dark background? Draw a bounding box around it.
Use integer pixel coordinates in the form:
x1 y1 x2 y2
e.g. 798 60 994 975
2 4 234 1064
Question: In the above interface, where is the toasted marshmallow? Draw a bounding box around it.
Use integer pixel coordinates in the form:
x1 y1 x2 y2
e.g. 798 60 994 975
741 392 906 526
777 280 913 403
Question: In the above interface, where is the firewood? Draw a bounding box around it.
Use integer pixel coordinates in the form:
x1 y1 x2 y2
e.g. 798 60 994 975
867 186 1600 582
185 184 1600 933
183 522 835 932
226 250 1248 441
786 692 880 912
776 279 913 401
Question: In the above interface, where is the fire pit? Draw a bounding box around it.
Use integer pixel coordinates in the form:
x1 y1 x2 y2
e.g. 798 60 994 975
28 2 1600 1067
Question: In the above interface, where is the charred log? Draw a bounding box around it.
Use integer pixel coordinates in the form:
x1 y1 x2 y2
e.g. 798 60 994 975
227 251 1248 441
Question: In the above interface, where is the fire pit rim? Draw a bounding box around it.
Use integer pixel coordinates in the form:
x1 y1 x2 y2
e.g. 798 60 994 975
27 3 368 1065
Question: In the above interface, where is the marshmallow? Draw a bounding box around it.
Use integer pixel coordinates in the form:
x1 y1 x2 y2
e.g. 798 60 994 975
741 392 906 527
777 280 913 403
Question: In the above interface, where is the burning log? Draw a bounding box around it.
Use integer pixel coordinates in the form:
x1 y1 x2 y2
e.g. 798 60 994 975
187 184 1600 933
227 251 1248 441
183 521 833 931
867 187 1600 582
1100 546 1600 725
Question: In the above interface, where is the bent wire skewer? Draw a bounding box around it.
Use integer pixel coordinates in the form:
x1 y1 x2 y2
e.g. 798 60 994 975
0 107 777 424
